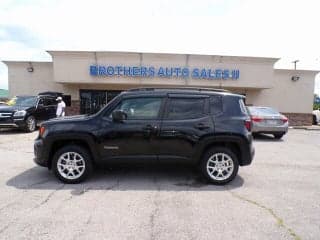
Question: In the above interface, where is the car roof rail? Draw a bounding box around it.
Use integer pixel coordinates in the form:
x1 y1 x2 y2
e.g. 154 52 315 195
128 87 229 93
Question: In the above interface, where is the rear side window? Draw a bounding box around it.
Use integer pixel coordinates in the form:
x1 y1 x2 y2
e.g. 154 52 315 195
166 98 205 120
239 99 248 115
210 96 223 115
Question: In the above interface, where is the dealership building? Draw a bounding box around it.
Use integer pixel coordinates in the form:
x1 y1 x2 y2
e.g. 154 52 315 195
2 50 319 125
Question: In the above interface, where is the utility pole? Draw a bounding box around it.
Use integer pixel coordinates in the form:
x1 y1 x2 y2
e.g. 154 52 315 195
292 60 299 70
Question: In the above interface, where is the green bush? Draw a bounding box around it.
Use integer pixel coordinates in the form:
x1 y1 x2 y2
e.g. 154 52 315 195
314 103 320 110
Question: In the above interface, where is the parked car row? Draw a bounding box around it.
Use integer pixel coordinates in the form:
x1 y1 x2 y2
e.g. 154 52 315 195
0 87 304 185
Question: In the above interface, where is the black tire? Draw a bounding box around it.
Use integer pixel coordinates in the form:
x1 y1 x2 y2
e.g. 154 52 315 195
313 115 317 125
24 116 36 132
52 145 93 184
252 133 259 138
273 133 284 139
199 147 239 185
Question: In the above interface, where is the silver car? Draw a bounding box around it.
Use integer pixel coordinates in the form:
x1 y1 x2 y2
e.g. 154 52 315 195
248 106 288 139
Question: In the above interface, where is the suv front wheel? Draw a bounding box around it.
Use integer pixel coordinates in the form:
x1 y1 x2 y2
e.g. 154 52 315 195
25 116 36 132
52 145 93 184
200 147 239 185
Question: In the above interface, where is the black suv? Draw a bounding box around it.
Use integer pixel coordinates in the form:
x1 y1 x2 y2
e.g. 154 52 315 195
0 95 57 132
34 88 254 184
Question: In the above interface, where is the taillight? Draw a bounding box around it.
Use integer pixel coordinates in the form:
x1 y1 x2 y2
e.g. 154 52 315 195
251 116 263 122
245 119 252 131
39 126 45 137
281 116 288 123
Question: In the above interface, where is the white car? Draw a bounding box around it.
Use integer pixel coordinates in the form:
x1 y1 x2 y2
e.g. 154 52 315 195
313 109 320 125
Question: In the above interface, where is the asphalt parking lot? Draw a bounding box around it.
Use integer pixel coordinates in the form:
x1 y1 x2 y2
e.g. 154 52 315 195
0 129 319 240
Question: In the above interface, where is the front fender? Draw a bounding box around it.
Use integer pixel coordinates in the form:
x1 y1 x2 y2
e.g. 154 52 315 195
44 132 100 166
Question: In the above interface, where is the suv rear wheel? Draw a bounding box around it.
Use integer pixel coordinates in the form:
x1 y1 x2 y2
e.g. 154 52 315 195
52 145 93 184
200 147 239 185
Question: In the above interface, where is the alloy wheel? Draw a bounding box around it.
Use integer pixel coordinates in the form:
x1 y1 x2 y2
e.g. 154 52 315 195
206 153 234 181
27 116 36 131
57 152 86 180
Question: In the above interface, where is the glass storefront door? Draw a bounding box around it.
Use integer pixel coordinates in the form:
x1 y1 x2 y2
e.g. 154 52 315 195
80 90 121 114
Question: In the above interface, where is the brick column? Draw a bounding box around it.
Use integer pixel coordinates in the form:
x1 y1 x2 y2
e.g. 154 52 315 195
282 113 313 126
65 100 80 116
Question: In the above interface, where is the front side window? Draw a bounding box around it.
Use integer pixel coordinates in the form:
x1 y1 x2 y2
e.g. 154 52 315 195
112 97 162 120
166 98 205 120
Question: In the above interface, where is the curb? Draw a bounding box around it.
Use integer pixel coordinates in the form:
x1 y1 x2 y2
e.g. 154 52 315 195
289 126 320 131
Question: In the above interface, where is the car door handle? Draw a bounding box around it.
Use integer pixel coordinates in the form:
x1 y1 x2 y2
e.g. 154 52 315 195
142 124 158 132
160 130 177 137
194 123 210 130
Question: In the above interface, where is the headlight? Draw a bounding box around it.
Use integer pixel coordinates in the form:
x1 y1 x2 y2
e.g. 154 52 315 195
13 110 26 117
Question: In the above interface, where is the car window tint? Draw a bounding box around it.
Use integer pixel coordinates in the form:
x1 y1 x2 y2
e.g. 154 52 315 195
43 98 56 106
38 98 44 105
113 97 162 120
249 107 279 115
167 98 205 119
48 98 57 106
210 96 223 115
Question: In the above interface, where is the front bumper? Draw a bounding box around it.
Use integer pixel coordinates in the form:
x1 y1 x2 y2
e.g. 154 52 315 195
0 118 26 128
34 138 48 167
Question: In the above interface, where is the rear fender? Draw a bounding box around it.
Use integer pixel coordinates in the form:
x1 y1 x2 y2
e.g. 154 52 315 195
193 134 249 165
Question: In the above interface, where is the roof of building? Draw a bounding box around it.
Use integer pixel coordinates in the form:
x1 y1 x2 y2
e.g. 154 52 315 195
46 50 280 64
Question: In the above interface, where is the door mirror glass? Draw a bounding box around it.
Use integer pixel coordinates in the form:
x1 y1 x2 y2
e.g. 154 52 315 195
112 110 127 122
37 103 44 108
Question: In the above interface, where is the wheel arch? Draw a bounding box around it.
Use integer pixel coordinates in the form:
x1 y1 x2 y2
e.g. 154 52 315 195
48 136 98 169
194 135 247 166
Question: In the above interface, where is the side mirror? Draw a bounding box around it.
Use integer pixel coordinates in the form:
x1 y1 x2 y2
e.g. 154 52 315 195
112 110 127 122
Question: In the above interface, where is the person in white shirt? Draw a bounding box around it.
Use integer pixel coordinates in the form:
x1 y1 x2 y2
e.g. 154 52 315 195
56 96 66 117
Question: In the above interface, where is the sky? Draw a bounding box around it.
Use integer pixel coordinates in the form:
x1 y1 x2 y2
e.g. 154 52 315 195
0 0 320 95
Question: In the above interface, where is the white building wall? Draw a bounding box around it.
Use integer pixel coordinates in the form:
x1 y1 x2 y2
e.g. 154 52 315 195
49 51 276 90
247 70 317 114
5 62 63 97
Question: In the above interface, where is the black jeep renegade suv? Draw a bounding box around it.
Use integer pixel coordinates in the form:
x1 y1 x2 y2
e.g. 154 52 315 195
34 88 254 184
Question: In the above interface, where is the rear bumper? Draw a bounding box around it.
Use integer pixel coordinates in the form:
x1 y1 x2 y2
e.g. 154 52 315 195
252 123 288 134
34 138 49 167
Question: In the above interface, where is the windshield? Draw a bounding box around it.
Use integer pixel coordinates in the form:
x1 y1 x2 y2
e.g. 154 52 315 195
248 106 279 115
6 96 38 107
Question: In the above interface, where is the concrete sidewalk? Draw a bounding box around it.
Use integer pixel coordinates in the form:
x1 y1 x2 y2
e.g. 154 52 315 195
290 124 320 130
